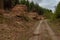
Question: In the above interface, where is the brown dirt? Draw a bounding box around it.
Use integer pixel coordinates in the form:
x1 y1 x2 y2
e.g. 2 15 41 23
29 20 58 40
0 5 39 40
49 19 60 40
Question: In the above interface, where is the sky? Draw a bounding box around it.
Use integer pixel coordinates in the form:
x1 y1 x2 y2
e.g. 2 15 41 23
29 0 60 12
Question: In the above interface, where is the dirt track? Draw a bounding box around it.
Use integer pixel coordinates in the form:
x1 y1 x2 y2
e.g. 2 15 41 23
29 20 58 40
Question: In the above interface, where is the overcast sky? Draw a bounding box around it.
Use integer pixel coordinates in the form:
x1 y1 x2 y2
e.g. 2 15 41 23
29 0 60 12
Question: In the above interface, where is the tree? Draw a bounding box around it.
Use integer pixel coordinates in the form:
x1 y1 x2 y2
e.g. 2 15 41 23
0 0 4 9
19 0 44 15
34 4 44 15
55 2 60 18
12 0 19 6
43 9 53 19
15 0 19 5
20 0 26 4
28 1 34 11
4 0 12 10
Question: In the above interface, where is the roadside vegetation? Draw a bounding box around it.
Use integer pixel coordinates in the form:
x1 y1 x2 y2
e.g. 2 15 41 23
48 2 60 38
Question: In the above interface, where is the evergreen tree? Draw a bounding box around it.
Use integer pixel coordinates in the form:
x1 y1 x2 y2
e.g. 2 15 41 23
34 4 44 15
20 0 26 4
55 2 60 18
28 1 34 11
43 9 53 19
19 0 44 15
15 0 19 4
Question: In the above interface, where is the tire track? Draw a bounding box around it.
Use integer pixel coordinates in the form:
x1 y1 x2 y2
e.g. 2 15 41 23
44 20 58 40
29 20 58 40
29 20 43 40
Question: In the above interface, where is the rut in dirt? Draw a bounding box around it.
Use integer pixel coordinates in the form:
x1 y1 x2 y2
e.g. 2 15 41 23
29 20 58 40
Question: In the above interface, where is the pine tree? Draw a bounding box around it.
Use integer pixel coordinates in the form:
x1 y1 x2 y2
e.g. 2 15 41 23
28 1 34 11
55 2 60 18
20 0 26 4
15 0 19 4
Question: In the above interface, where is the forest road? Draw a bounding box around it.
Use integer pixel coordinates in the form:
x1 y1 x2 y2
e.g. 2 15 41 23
29 20 58 40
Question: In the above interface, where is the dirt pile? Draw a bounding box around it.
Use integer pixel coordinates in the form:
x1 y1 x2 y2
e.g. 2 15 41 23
12 5 27 12
0 9 6 14
0 5 38 40
11 5 27 16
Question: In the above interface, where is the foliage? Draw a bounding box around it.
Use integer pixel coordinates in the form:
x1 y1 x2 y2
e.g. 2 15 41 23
4 0 54 19
43 8 53 19
28 1 34 11
14 0 19 5
12 0 19 6
34 4 44 15
19 0 44 15
4 0 19 10
55 2 60 19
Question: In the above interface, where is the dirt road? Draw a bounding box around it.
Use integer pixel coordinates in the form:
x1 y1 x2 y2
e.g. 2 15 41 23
29 20 58 40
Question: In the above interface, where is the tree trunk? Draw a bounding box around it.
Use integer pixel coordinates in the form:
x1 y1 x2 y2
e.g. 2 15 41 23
0 0 4 9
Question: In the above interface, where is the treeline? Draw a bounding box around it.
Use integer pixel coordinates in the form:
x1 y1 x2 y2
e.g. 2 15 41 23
54 2 60 19
43 2 60 20
19 0 45 15
4 0 46 15
4 0 19 10
18 0 60 20
4 0 54 18
50 2 60 21
18 0 53 17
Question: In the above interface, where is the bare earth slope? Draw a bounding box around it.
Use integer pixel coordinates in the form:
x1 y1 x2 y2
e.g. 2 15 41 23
0 5 39 40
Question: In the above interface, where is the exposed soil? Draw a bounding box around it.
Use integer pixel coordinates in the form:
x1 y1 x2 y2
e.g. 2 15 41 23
29 20 58 40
